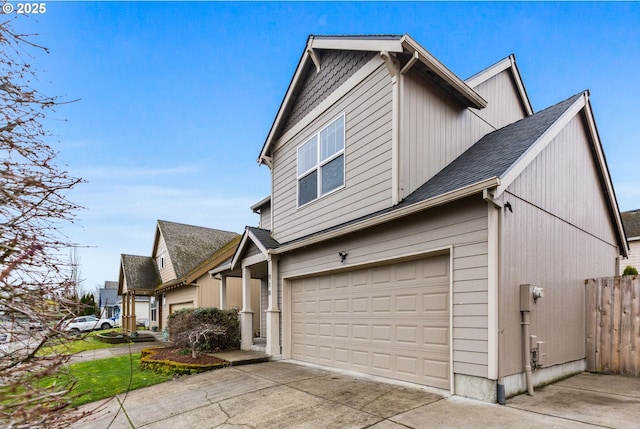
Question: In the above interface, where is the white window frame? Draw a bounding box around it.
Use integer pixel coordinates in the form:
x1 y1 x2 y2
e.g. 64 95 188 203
296 113 345 207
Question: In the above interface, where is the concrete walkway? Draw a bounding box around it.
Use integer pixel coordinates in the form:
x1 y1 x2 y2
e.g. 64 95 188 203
68 358 640 429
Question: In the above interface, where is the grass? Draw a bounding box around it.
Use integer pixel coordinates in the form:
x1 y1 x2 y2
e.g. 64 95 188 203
44 353 174 407
38 329 129 356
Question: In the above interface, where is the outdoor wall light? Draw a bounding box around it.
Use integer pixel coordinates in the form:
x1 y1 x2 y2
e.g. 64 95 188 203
338 251 348 263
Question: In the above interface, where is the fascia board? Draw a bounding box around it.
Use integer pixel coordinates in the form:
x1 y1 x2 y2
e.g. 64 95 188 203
310 36 403 53
401 34 487 109
209 262 231 276
230 228 251 270
465 56 512 89
251 195 271 212
508 55 534 115
495 94 586 198
465 55 533 116
259 43 312 164
271 177 500 255
582 95 629 256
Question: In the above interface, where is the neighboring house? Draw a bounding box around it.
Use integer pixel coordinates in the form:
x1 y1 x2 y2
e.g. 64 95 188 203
98 280 119 319
217 34 628 402
620 209 640 273
118 220 259 332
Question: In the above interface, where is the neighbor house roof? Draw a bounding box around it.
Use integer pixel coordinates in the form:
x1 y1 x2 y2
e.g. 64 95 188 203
99 285 118 308
621 210 640 240
155 220 239 279
258 33 487 165
118 254 161 295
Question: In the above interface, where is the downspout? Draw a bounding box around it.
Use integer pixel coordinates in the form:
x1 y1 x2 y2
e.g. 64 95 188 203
380 51 400 205
521 308 534 396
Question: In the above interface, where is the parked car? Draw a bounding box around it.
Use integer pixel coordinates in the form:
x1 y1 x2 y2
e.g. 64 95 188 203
61 315 114 333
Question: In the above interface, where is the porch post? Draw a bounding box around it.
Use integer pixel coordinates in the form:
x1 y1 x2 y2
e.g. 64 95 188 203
240 266 253 350
220 275 227 309
123 292 129 333
265 254 281 356
131 293 136 331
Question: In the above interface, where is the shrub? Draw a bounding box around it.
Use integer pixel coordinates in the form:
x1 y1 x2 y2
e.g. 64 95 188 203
167 307 240 352
623 265 639 276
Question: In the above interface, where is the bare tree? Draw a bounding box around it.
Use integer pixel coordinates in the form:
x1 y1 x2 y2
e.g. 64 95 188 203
0 16 88 428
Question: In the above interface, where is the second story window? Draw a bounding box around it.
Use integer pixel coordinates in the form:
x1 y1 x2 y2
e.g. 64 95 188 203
297 114 345 206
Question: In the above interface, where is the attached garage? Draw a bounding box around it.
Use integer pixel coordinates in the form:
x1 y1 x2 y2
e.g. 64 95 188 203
169 301 194 314
289 254 451 389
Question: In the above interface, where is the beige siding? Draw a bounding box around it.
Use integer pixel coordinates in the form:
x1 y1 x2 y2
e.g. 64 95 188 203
509 114 617 243
400 69 495 200
259 205 271 230
271 63 393 243
499 114 620 377
196 272 217 308
620 240 640 274
155 234 176 283
280 196 490 380
469 68 528 131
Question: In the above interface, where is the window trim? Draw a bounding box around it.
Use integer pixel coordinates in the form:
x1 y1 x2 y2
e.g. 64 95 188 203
296 113 346 208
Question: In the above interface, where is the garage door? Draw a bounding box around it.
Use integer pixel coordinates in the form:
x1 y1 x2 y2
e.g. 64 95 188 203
291 254 450 389
169 301 193 314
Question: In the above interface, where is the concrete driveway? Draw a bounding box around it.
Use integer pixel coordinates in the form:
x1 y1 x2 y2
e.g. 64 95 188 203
71 361 640 429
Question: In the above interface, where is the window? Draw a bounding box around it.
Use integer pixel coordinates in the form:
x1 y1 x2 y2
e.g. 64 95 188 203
297 114 345 206
150 296 157 322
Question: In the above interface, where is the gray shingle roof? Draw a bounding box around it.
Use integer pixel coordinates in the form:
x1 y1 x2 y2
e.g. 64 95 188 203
621 210 640 238
158 220 239 279
247 226 280 250
401 92 583 206
121 254 161 291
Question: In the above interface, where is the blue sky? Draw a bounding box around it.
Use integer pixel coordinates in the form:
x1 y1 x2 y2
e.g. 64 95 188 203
12 1 640 292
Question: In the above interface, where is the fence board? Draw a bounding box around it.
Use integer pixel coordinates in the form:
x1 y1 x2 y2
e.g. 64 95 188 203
585 279 596 373
586 276 640 376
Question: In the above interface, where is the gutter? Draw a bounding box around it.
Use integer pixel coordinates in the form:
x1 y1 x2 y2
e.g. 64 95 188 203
270 177 500 255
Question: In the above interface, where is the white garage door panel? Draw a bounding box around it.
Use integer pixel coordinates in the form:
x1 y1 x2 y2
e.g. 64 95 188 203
290 255 450 389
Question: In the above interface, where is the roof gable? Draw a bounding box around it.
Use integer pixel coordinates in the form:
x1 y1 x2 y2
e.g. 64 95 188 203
402 93 582 206
154 220 239 279
118 254 161 295
230 226 280 269
259 34 487 165
465 54 533 116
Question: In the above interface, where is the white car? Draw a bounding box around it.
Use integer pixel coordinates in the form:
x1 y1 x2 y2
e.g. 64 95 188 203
62 315 114 333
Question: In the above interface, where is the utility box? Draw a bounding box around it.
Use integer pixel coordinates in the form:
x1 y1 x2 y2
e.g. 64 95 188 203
520 284 544 311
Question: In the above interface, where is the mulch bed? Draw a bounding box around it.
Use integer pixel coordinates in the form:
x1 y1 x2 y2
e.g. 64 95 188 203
146 347 226 365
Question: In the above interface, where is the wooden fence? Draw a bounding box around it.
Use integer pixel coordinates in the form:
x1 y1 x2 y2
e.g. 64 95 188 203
585 276 640 375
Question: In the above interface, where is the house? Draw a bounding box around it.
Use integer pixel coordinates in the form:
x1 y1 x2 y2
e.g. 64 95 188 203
620 209 640 273
217 34 628 402
98 281 119 319
118 220 260 333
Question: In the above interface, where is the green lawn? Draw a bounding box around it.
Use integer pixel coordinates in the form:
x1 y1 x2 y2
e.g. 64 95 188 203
38 329 129 356
46 353 174 407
